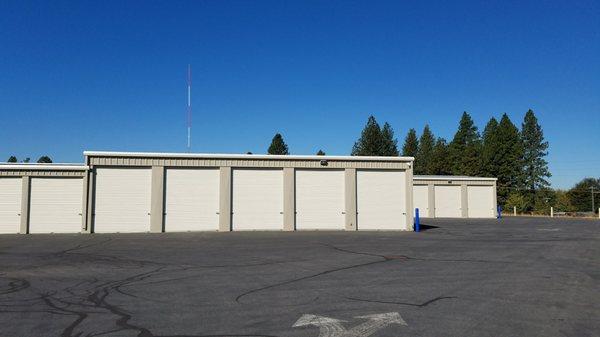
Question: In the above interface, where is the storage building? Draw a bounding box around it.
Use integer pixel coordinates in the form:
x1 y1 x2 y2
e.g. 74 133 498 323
413 175 497 218
0 164 88 234
82 151 415 233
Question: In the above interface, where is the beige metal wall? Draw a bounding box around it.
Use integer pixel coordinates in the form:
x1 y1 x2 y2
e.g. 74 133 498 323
84 152 414 233
0 165 88 234
0 154 415 234
413 177 497 219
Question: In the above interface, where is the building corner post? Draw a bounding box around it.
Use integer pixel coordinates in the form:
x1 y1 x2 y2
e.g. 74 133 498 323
19 176 30 234
283 168 295 231
344 168 357 231
461 183 468 218
406 164 414 230
428 183 435 218
150 166 165 233
219 167 232 231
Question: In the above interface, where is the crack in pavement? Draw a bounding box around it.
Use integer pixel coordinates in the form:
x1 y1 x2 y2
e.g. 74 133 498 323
345 295 457 307
1 238 298 337
235 243 407 304
235 242 491 305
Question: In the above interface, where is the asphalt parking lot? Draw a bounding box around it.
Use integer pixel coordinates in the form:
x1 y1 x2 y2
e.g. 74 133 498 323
1 217 599 337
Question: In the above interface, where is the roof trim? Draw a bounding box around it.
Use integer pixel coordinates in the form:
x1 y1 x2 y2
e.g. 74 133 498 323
414 175 497 181
0 163 88 171
83 151 414 162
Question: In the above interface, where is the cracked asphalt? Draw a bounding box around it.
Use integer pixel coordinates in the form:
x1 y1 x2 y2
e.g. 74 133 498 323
1 217 599 337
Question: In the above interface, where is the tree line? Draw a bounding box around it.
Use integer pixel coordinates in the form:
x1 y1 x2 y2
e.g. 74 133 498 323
5 156 52 163
264 110 598 214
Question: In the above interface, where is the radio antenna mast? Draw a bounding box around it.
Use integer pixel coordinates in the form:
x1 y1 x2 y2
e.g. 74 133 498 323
187 64 192 152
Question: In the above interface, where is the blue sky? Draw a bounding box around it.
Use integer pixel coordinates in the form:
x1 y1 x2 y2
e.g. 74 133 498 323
1 0 598 188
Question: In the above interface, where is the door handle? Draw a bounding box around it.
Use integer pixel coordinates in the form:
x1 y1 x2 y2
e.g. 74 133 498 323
342 211 346 214
216 212 220 214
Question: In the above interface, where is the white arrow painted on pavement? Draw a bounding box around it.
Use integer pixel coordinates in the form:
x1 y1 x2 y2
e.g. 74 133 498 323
293 312 406 337
293 314 347 337
347 312 407 337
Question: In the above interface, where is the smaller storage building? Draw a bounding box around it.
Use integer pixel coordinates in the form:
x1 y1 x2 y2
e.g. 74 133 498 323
413 175 497 218
0 164 88 234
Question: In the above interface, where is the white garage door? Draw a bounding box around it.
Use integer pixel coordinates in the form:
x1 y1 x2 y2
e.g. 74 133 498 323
413 185 429 218
232 169 283 230
434 185 462 218
94 168 152 233
357 170 406 230
0 178 22 234
296 170 345 230
468 185 495 218
29 178 83 234
165 168 219 232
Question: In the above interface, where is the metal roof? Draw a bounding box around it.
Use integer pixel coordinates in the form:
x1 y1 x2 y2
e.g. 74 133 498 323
83 151 414 162
414 175 497 181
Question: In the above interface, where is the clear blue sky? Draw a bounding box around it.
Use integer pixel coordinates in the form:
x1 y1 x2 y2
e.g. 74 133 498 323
1 1 598 188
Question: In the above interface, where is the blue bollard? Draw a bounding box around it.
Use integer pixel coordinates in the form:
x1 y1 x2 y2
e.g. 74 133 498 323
497 205 502 219
415 208 420 232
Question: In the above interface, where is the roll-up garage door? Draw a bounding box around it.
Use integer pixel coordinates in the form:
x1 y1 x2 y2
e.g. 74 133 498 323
94 168 152 233
232 169 283 230
165 168 219 232
0 178 22 234
29 178 83 233
296 169 345 230
357 170 406 230
468 185 495 218
413 185 429 218
434 185 462 217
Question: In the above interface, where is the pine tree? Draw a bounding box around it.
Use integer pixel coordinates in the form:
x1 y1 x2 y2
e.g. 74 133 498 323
7 156 17 163
415 125 435 175
567 178 600 213
37 156 52 163
379 123 399 156
481 117 500 177
430 138 452 175
521 109 551 192
316 150 325 155
448 112 482 176
267 133 289 155
402 128 419 157
351 116 383 156
495 113 525 205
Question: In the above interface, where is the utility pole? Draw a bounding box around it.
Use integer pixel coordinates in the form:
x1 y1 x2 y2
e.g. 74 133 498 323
591 187 595 213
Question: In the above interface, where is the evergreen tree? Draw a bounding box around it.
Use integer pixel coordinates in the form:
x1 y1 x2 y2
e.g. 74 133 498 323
430 138 452 175
495 114 525 205
402 128 419 157
7 156 17 163
521 109 551 192
267 133 289 155
37 156 52 163
316 150 325 155
380 123 399 156
448 112 482 176
415 125 435 175
505 191 528 214
22 157 30 163
567 178 600 213
351 116 383 156
481 117 500 177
